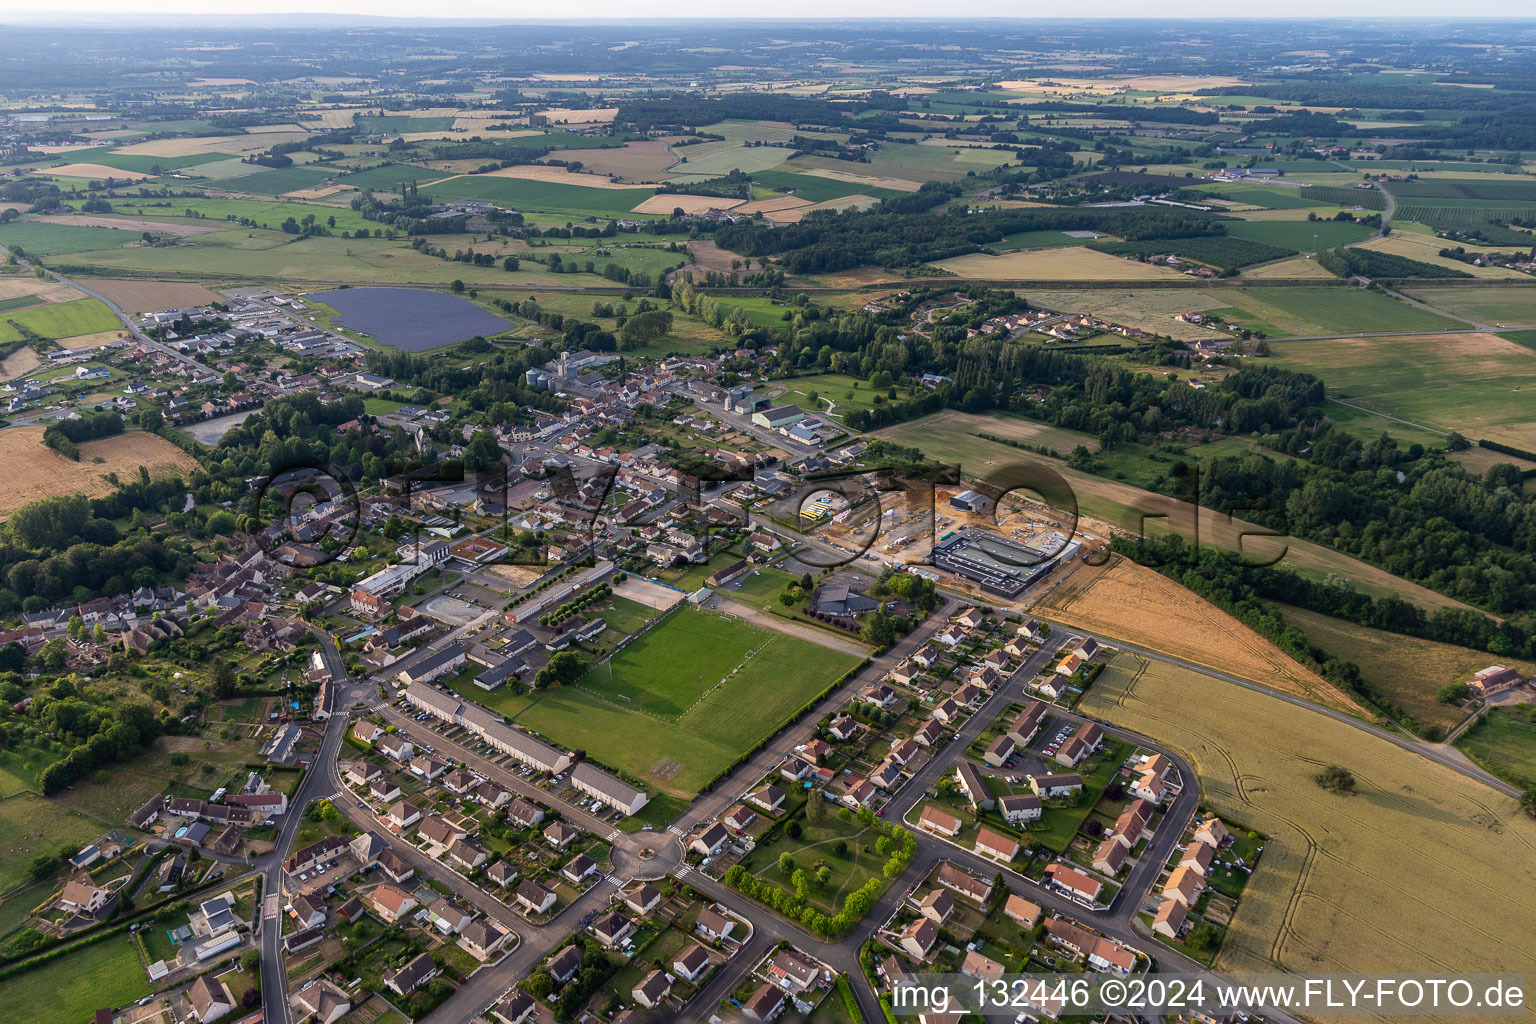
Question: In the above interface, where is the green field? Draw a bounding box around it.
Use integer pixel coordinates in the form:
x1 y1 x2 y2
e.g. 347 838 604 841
367 114 457 133
0 221 143 256
334 163 445 191
422 176 658 217
0 794 101 889
213 165 337 195
1226 218 1376 251
777 372 887 422
1456 706 1536 789
1272 604 1534 732
1271 331 1536 446
0 297 121 343
750 170 901 203
1221 286 1462 336
91 150 230 175
1400 286 1536 327
0 935 150 1024
91 196 377 235
1202 185 1332 210
477 607 861 796
993 229 1091 251
50 231 596 287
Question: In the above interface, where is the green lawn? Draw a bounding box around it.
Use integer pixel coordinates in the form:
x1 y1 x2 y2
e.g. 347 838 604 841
0 221 144 256
778 373 886 420
0 935 150 1024
0 794 101 890
477 606 861 796
715 565 800 608
739 809 882 916
1456 706 1536 789
0 296 118 342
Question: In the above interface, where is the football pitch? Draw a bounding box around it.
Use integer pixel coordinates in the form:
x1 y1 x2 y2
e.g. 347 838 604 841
493 607 862 796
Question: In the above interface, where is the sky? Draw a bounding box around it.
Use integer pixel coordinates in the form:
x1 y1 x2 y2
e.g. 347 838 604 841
1 3 1534 18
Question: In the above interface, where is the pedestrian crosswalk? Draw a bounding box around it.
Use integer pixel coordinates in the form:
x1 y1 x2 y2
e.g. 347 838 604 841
667 824 687 837
675 862 693 877
605 829 622 842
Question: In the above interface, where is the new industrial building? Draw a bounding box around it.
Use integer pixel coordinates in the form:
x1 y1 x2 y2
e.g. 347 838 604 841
932 527 1078 598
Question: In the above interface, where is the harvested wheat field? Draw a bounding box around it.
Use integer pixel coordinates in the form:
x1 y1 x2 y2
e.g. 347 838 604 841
29 214 221 237
734 195 813 216
74 279 223 313
1 348 41 380
802 166 923 192
538 107 619 124
0 428 202 517
765 195 880 223
281 185 355 200
934 247 1186 281
51 329 127 349
1037 556 1362 711
547 141 678 181
631 193 742 215
1355 233 1528 279
113 134 307 158
1240 256 1340 280
43 163 152 181
0 278 84 304
301 108 361 130
1082 655 1536 1015
679 240 759 274
476 164 644 189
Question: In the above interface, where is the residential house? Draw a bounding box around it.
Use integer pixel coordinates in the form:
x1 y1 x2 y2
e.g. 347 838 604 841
918 806 963 838
515 880 556 915
632 970 672 1010
368 884 418 923
696 906 736 943
592 911 633 948
974 828 1019 862
1005 894 1042 930
1092 839 1127 876
290 980 351 1024
742 984 785 1022
1153 899 1187 939
547 944 583 984
673 943 712 984
188 974 234 1023
1193 818 1229 849
1029 773 1083 798
918 889 953 925
936 864 992 904
1045 863 1102 903
1164 865 1204 906
955 761 993 810
898 917 939 960
384 952 440 997
999 793 1042 826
